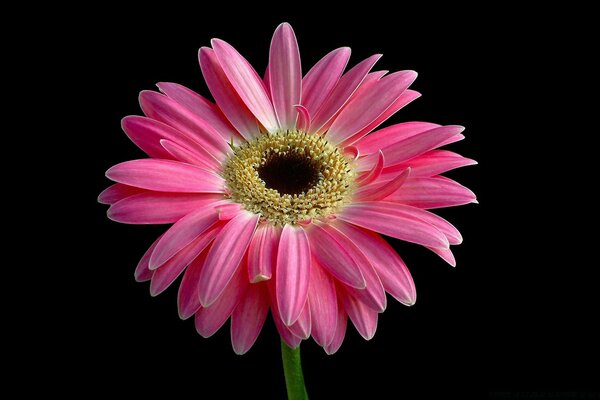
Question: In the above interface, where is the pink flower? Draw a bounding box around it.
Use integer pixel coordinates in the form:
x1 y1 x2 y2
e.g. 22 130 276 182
100 22 476 355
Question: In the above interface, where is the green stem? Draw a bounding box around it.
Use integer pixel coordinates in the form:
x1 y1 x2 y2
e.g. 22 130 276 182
281 340 309 400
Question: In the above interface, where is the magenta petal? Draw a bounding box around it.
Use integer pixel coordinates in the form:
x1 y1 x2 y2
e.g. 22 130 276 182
339 201 449 249
342 292 378 340
247 224 280 283
302 47 351 118
108 192 221 225
294 105 310 132
324 300 348 355
269 23 302 130
149 202 223 269
98 183 145 205
199 47 260 139
231 285 269 355
106 159 225 193
335 223 416 306
327 70 418 145
354 121 441 157
134 235 163 282
150 225 221 296
385 176 477 209
385 203 463 245
310 54 381 133
198 211 259 307
267 280 303 348
378 150 477 179
356 150 384 186
211 39 279 132
354 167 411 202
156 82 240 142
159 139 218 170
195 266 248 338
309 260 338 347
288 301 311 339
427 246 457 267
177 248 206 320
307 224 366 289
276 225 311 326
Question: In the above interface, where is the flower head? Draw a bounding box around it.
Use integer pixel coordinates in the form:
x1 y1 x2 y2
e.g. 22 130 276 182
100 23 476 354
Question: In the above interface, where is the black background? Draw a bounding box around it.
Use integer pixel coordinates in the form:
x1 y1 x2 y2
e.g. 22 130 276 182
54 5 598 399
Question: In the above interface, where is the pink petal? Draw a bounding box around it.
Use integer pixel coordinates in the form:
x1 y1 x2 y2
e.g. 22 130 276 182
267 280 303 348
269 23 302 130
321 224 386 312
211 39 279 132
353 167 410 202
134 234 163 282
356 150 384 186
247 224 280 283
339 201 449 249
106 159 225 193
294 105 310 132
354 121 441 157
231 284 269 355
302 47 351 118
310 54 381 133
98 183 145 205
327 70 417 144
199 47 260 139
335 223 416 305
385 176 477 209
177 246 207 320
150 225 221 296
288 301 311 339
159 139 218 170
341 90 421 147
108 192 221 225
195 266 248 338
324 300 348 355
378 150 478 179
342 291 378 340
307 224 366 289
309 260 338 347
139 90 230 158
427 246 456 267
198 211 260 307
215 202 243 221
149 201 223 269
276 225 311 325
156 82 240 142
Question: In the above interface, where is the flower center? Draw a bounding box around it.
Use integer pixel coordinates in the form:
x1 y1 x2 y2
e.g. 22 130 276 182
223 130 355 226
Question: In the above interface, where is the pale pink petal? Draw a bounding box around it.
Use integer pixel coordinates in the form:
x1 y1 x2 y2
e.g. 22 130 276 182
198 211 260 307
263 66 271 99
341 90 421 147
440 133 465 147
106 159 225 193
177 245 209 319
139 90 230 157
342 292 378 340
199 47 260 139
385 176 477 209
356 150 384 186
309 259 338 347
231 284 269 354
247 224 280 283
339 201 449 249
149 201 224 269
267 280 303 348
335 223 416 305
321 224 386 312
276 225 311 325
302 47 351 118
150 225 221 296
427 246 456 267
324 300 348 355
378 150 478 179
108 192 221 225
354 121 442 157
98 183 145 205
353 167 410 202
288 301 311 339
327 70 417 144
294 105 310 132
215 202 243 220
195 266 248 338
134 234 163 282
269 23 302 130
307 224 366 289
211 39 279 132
310 54 381 133
156 82 240 142
159 139 218 170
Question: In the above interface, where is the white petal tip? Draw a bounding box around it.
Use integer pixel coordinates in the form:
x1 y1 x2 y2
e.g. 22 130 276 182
250 274 271 283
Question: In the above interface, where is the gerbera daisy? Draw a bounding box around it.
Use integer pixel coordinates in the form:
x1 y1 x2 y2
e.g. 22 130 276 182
99 22 476 358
